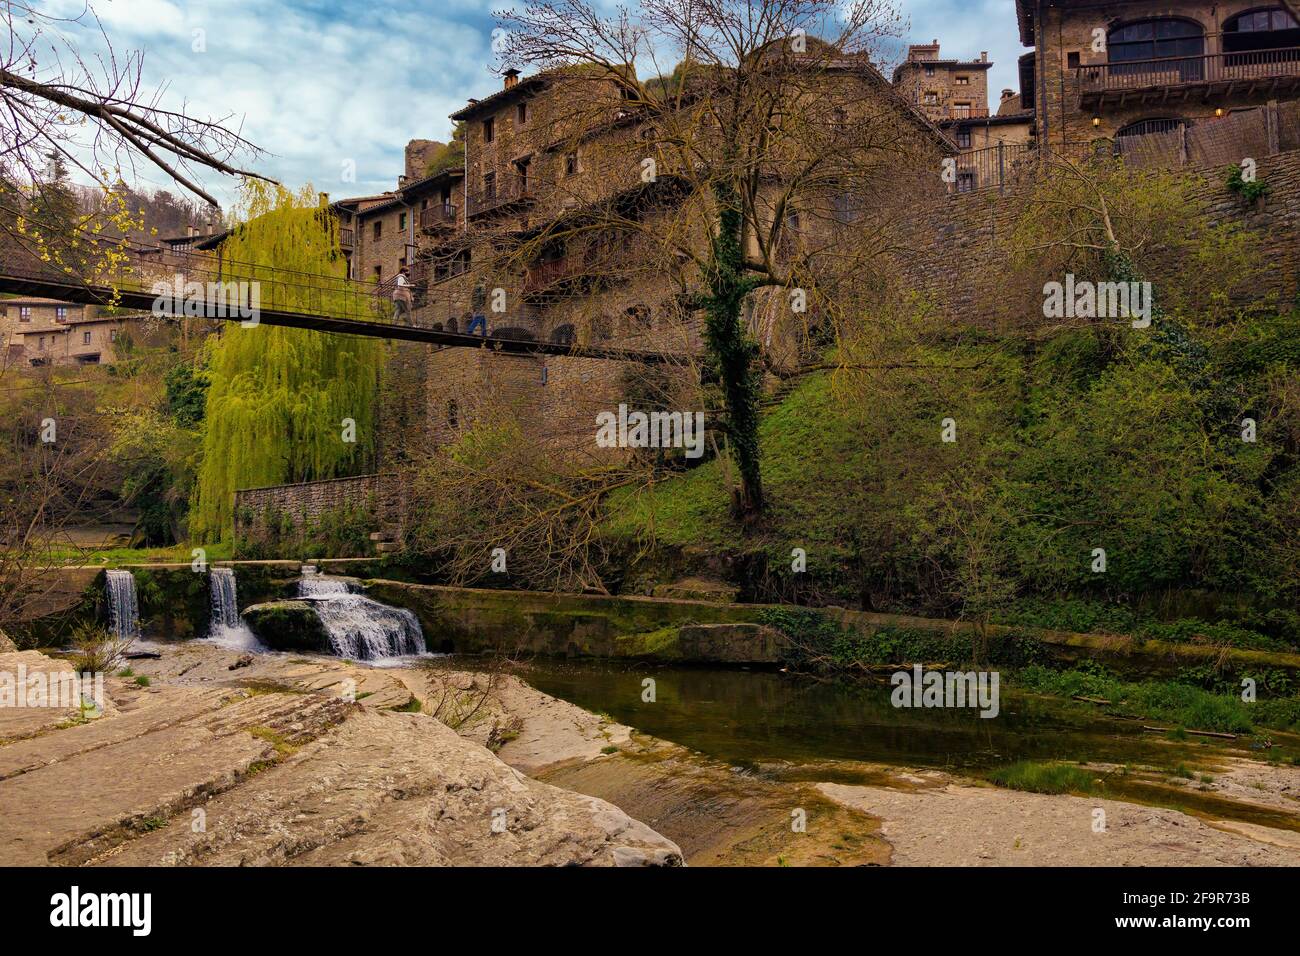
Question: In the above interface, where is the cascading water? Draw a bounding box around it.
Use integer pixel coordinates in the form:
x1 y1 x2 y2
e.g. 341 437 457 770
205 567 264 651
297 568 427 661
105 569 140 640
210 568 240 629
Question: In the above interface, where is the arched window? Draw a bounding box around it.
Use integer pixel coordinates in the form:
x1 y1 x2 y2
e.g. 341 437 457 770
1224 8 1300 63
1116 117 1187 138
550 323 575 346
1108 19 1205 80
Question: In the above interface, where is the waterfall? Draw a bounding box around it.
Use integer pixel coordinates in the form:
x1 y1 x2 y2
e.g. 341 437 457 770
205 568 265 652
210 568 240 629
104 570 140 640
297 569 427 661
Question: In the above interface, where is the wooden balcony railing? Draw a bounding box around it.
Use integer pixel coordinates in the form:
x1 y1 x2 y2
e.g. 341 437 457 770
419 203 457 232
339 227 354 248
467 176 533 217
1075 47 1300 100
522 235 632 295
945 106 991 120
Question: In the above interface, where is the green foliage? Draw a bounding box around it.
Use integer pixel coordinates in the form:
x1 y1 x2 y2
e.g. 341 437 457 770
234 500 374 560
165 357 209 429
192 182 382 541
1015 663 1300 733
1226 163 1270 203
987 761 1098 795
424 125 465 178
757 609 1048 670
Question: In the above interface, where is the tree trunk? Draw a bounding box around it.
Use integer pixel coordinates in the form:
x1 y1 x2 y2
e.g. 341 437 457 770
705 184 764 517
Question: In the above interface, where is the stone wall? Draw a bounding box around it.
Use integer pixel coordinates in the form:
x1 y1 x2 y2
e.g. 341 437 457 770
234 474 388 538
892 145 1300 324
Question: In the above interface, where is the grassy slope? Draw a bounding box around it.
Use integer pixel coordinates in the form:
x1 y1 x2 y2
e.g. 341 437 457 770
604 372 859 560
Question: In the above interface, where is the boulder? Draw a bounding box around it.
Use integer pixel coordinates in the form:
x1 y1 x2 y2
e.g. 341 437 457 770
0 627 15 653
242 601 330 653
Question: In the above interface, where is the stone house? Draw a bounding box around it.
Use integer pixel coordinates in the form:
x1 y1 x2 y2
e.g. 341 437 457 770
1017 0 1300 149
893 41 1035 162
0 298 150 367
383 51 949 457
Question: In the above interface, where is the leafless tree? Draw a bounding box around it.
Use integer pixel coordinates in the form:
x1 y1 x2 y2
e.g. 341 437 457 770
491 0 945 517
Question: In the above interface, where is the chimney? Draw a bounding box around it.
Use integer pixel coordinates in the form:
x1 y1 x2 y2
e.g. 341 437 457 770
1001 88 1015 101
504 68 520 90
981 51 988 62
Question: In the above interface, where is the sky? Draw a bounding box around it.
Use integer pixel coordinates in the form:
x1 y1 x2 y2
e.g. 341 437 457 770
36 0 1024 210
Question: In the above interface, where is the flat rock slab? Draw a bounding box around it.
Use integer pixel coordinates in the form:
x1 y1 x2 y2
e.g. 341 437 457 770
0 651 119 741
817 782 1300 866
0 643 681 867
103 708 681 867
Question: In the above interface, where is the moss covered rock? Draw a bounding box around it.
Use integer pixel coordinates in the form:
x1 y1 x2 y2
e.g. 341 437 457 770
243 601 330 653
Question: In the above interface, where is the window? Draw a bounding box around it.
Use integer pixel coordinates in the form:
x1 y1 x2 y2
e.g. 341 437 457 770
38 336 46 351
1223 8 1300 56
924 65 935 77
83 331 92 345
516 101 528 125
952 102 972 118
55 307 68 322
564 152 579 176
19 307 31 322
924 91 939 105
516 158 530 195
483 117 495 143
374 264 383 281
1108 19 1205 80
1116 117 1187 138
399 212 407 230
447 399 459 428
1067 51 1081 69
373 220 383 240
483 171 496 201
955 75 970 85
956 128 972 148
110 329 118 342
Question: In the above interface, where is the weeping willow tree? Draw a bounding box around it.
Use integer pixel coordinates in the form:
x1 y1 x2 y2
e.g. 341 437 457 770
191 182 382 541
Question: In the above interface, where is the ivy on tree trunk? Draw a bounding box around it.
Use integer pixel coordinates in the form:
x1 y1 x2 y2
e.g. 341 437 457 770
704 181 764 518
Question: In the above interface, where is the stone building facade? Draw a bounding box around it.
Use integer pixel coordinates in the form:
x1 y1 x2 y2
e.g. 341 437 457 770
893 41 994 124
0 298 150 367
1017 0 1300 149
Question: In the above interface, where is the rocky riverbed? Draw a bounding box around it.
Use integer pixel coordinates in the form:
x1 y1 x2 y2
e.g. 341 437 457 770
2 640 1298 867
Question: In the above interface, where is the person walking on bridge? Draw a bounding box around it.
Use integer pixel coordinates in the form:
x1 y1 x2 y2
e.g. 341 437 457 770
467 277 487 336
392 267 413 325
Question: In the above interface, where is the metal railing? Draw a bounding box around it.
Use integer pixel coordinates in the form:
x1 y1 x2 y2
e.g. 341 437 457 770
949 142 1034 194
1075 47 1300 96
948 100 1299 194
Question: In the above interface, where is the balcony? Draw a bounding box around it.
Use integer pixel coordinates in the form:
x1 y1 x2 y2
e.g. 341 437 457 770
940 106 991 121
522 234 632 296
1076 48 1300 106
467 175 534 218
419 203 457 233
339 227 354 248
